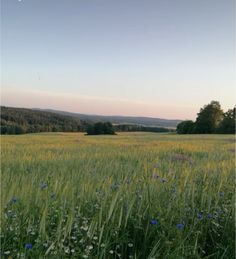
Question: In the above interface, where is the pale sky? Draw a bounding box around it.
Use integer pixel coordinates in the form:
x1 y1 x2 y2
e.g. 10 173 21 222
1 0 235 120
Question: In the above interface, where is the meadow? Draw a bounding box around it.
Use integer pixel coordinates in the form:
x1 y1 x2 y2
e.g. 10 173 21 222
1 132 235 258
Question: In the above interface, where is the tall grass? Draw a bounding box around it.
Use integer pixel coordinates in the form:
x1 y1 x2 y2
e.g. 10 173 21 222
1 133 235 258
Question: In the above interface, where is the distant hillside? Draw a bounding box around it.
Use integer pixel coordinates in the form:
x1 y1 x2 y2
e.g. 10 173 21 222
1 106 180 134
0 106 88 134
35 108 181 128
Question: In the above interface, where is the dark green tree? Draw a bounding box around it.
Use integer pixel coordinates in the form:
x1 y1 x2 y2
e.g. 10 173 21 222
176 120 195 134
86 122 116 135
94 122 104 134
217 108 235 134
194 101 223 133
103 122 115 134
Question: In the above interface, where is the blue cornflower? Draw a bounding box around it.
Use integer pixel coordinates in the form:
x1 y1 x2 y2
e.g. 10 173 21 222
150 219 158 225
219 192 224 197
10 197 18 203
176 223 185 230
111 183 120 190
40 183 48 190
160 178 167 183
25 243 33 249
197 213 203 220
50 193 56 199
207 213 213 219
7 211 16 218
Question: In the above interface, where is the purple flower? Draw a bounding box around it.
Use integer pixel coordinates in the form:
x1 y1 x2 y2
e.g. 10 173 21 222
150 219 158 225
160 178 167 183
10 197 18 203
176 223 185 230
40 183 48 190
197 213 203 220
111 183 120 190
219 192 224 197
207 213 213 219
50 193 56 199
25 243 33 249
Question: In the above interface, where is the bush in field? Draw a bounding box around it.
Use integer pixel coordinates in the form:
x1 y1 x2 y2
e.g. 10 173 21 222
176 120 195 134
86 122 116 135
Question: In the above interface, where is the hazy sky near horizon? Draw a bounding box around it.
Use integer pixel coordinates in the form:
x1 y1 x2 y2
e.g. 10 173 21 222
2 0 235 119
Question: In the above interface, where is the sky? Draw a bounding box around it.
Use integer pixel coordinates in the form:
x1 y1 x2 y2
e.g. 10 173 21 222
1 0 235 119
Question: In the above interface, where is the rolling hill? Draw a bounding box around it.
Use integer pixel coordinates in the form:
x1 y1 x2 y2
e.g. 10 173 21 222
35 108 181 128
1 106 181 134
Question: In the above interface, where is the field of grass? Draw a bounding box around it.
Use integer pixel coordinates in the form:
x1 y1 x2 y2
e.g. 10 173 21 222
1 132 235 258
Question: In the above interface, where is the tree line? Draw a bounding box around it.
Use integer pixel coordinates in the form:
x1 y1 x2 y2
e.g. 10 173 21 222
177 101 235 134
114 124 174 133
1 103 235 135
0 106 88 134
86 122 116 135
1 107 173 135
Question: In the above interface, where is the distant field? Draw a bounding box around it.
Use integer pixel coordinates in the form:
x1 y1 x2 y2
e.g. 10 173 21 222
1 133 235 258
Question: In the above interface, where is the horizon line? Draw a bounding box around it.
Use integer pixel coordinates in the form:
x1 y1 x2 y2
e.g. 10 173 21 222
1 105 183 121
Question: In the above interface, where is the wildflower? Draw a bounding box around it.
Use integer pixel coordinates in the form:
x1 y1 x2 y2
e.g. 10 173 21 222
111 183 120 190
50 193 56 198
219 192 224 197
207 213 213 219
109 250 114 254
25 243 33 249
10 197 18 203
4 251 10 255
40 183 48 190
150 219 158 225
128 243 133 247
176 223 185 230
80 225 88 231
7 210 16 218
160 178 167 183
65 247 70 254
197 213 203 220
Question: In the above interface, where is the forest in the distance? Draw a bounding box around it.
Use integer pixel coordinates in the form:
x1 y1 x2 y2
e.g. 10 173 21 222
1 101 235 135
177 101 235 134
0 106 173 135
